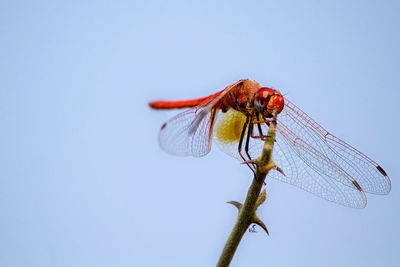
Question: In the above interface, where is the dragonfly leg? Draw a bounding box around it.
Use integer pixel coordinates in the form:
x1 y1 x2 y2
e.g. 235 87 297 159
238 116 255 173
244 119 255 174
238 116 249 161
245 121 267 182
251 112 268 140
244 121 254 162
254 112 271 125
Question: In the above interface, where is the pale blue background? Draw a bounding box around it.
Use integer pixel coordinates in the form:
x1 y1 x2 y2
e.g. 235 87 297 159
1 1 399 266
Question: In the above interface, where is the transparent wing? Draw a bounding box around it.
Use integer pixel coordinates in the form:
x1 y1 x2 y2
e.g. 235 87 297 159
159 107 217 157
281 99 391 195
158 80 245 157
214 106 390 208
270 129 367 208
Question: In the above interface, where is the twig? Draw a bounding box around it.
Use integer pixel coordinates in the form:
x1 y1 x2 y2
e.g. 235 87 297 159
216 112 278 267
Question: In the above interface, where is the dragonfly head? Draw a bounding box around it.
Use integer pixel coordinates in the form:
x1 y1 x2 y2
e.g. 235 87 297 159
254 87 285 116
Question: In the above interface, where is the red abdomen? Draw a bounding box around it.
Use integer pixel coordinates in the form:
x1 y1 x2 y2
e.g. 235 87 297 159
148 98 207 109
148 92 222 110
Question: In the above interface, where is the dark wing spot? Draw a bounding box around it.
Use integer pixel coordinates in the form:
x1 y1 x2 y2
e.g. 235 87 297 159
352 180 363 192
376 165 387 176
161 122 167 130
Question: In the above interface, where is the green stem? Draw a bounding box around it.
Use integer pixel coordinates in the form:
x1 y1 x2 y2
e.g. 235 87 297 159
216 112 277 267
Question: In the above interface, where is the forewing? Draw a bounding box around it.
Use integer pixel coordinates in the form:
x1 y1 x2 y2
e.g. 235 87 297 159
270 129 367 208
214 109 367 208
282 99 391 195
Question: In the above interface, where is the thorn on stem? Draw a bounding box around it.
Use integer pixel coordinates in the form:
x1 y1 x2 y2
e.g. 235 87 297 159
254 216 269 236
227 201 242 211
273 165 286 176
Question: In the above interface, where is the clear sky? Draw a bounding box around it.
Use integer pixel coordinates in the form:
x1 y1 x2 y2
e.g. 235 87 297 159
1 0 399 266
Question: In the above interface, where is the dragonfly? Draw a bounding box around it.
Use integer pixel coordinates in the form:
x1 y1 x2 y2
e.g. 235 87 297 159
149 79 391 208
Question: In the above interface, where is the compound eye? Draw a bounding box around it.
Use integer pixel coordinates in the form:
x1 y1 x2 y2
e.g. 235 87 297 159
254 88 272 111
